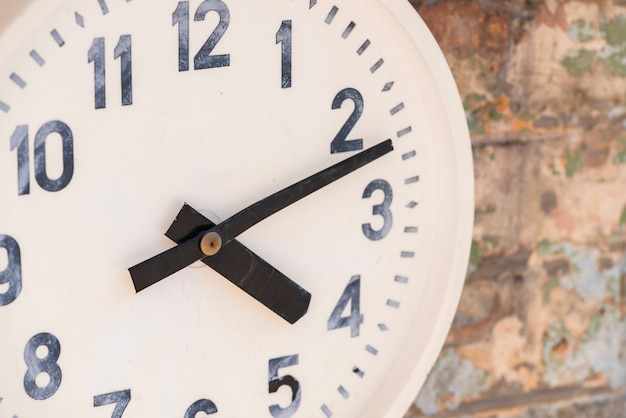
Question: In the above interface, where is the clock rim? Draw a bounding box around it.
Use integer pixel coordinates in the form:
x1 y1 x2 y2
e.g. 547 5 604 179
370 0 474 417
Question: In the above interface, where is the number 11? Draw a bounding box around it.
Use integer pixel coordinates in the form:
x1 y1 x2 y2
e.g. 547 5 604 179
88 35 133 109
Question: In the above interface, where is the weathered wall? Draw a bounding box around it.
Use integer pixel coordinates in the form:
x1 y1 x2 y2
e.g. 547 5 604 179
403 0 626 416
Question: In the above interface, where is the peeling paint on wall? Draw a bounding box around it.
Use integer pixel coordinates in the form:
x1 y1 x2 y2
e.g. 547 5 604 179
405 0 626 416
414 349 489 414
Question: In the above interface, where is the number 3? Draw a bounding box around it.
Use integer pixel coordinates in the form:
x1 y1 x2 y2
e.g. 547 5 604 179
362 179 393 241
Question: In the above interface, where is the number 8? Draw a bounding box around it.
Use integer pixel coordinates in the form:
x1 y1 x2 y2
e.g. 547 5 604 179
23 332 62 400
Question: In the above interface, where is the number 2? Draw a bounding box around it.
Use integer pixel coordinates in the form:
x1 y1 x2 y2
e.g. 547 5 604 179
331 88 364 154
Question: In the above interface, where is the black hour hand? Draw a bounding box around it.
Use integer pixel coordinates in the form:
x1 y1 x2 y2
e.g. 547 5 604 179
163 203 311 324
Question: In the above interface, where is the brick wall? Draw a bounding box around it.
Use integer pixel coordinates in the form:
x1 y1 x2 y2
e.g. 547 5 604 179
404 0 626 416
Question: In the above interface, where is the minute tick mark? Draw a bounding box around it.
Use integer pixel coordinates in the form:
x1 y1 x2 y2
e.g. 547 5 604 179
370 58 384 73
75 12 85 27
365 345 378 356
352 366 365 378
325 6 338 24
50 29 65 47
387 299 400 308
30 50 45 66
397 126 412 138
390 103 405 116
10 73 26 89
98 0 109 15
395 275 409 284
402 150 416 161
405 176 419 185
357 40 370 55
342 22 356 39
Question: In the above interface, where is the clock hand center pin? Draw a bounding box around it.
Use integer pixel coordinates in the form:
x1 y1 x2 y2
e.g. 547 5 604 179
200 231 222 256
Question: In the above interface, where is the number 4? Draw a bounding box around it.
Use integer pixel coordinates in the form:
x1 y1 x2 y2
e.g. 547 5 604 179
327 275 364 338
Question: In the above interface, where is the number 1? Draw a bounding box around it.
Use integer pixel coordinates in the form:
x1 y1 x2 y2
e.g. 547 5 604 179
276 20 292 88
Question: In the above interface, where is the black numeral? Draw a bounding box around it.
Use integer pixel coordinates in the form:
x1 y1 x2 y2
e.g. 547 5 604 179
24 332 62 400
88 35 133 109
10 125 29 195
173 0 231 71
276 20 292 88
114 35 133 106
0 235 22 306
10 121 74 195
185 399 218 417
88 37 106 109
268 355 301 418
94 389 131 418
362 179 393 241
331 88 364 154
327 275 363 337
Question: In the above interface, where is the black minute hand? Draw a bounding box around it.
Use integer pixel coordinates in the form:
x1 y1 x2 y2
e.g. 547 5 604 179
128 139 393 292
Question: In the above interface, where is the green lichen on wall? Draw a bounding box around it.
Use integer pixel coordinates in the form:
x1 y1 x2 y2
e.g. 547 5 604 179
600 15 626 47
464 93 487 135
562 49 595 76
563 16 626 77
600 47 626 77
469 237 500 266
569 18 598 42
563 147 583 177
619 206 626 228
596 17 626 76
475 204 496 216
613 134 626 164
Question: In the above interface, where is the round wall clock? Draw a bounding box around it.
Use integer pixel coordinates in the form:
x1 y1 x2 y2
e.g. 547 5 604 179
0 0 473 417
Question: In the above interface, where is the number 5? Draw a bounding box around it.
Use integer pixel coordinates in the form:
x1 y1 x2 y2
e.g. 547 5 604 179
268 354 301 418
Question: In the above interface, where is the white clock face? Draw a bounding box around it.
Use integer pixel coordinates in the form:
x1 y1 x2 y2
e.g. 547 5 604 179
0 0 473 417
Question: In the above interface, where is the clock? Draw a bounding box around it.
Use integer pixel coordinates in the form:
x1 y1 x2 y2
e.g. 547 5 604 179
0 0 473 417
